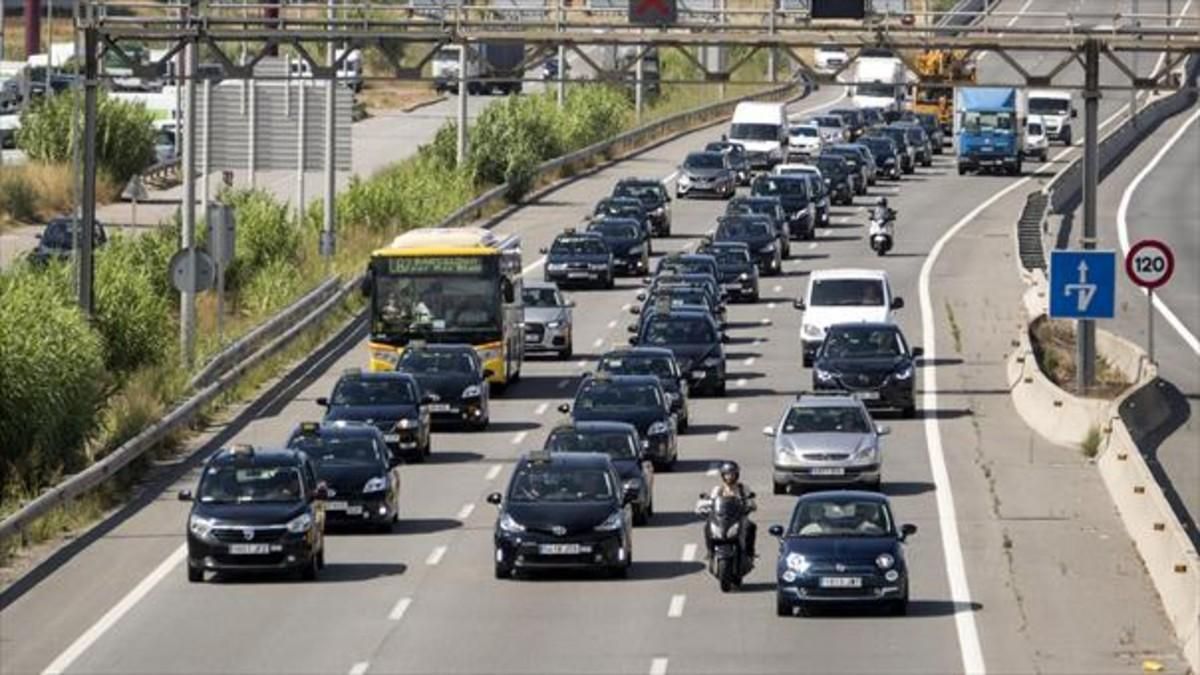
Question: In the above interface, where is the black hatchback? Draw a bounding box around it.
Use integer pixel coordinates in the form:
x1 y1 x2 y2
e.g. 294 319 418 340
544 421 656 524
597 347 690 432
286 421 401 531
815 155 854 205
561 374 678 468
396 343 491 430
593 197 653 248
612 178 672 236
715 215 781 276
488 451 637 579
748 175 815 240
698 240 759 303
588 217 649 277
317 370 431 461
29 216 108 266
812 322 922 418
179 444 327 582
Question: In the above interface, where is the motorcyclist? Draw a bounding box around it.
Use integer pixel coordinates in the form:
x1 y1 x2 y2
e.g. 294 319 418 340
700 461 757 560
869 197 896 242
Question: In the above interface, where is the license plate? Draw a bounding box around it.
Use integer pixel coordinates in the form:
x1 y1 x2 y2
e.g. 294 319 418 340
856 391 880 400
327 501 349 511
811 467 846 476
691 370 707 379
568 272 590 279
228 543 270 555
819 576 862 588
723 283 741 290
428 403 452 412
384 433 401 443
525 334 540 343
538 543 589 555
345 505 363 516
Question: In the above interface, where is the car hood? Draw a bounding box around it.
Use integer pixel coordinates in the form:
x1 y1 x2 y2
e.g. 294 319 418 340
325 404 418 426
780 535 900 561
776 432 872 455
410 372 476 400
317 464 385 494
602 237 642 255
505 501 619 536
663 343 722 372
525 306 568 324
817 355 909 376
548 253 610 265
573 409 667 436
803 305 891 330
192 502 308 525
683 167 727 179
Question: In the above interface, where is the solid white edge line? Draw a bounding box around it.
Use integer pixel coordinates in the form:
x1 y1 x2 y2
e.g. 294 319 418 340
388 597 413 622
667 594 687 618
42 545 186 675
1116 106 1200 357
348 662 370 675
425 545 448 566
649 657 670 675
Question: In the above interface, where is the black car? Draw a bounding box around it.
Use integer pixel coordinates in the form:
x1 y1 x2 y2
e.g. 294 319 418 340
488 451 636 579
815 155 855 205
705 141 752 185
748 176 815 241
396 343 492 429
561 374 678 468
874 126 916 174
892 123 933 167
612 178 672 236
588 218 649 277
698 240 759 303
812 322 922 418
676 151 736 199
592 197 653 249
179 444 327 582
793 172 831 227
725 195 792 258
860 135 902 180
29 216 108 266
542 230 615 289
636 283 724 328
629 309 727 396
544 421 655 524
715 215 781 276
859 107 885 130
654 253 720 281
827 144 875 190
771 491 917 616
317 370 432 461
828 108 865 139
905 112 945 153
597 347 690 432
286 421 401 531
645 271 726 311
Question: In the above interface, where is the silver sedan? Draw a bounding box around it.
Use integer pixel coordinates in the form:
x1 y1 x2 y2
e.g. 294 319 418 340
763 393 889 495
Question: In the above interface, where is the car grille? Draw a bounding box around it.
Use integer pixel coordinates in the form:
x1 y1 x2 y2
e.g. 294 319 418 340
837 372 888 389
526 322 545 341
802 453 850 461
566 262 590 271
212 526 287 543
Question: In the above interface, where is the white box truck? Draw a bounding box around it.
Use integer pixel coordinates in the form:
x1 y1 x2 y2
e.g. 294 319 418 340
729 101 788 169
850 56 907 111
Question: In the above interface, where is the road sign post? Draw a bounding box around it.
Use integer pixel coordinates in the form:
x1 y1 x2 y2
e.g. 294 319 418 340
1124 239 1175 365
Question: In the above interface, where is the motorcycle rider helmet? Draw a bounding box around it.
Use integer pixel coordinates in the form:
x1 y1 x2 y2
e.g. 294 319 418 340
876 197 888 208
719 461 740 484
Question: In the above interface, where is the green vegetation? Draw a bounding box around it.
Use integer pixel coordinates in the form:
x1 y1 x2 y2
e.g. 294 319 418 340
16 90 156 183
1081 426 1103 459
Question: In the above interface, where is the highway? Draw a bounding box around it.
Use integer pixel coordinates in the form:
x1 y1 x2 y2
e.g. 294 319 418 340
0 2 1193 674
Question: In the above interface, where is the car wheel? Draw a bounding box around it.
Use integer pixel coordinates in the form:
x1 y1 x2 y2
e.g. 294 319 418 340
867 478 882 492
957 166 967 176
494 560 512 580
633 504 649 526
891 595 909 616
715 380 727 397
559 343 573 360
605 274 615 290
317 547 326 568
776 593 793 617
773 481 787 496
187 564 204 583
748 291 760 303
802 354 813 368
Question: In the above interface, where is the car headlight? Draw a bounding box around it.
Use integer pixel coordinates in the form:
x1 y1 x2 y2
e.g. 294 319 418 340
396 417 416 430
548 320 565 330
678 174 692 185
547 262 567 272
594 511 624 532
363 476 388 493
373 349 400 367
852 442 878 461
499 512 525 533
703 357 722 367
802 323 824 339
894 363 914 380
759 243 776 253
648 420 670 436
785 552 811 574
286 512 313 533
462 384 482 398
188 515 215 538
876 553 895 570
739 272 749 281
814 367 835 382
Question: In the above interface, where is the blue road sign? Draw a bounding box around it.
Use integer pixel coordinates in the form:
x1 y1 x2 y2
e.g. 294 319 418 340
1049 250 1117 319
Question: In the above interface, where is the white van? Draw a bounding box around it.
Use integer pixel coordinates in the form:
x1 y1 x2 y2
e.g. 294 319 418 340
1027 89 1075 145
850 56 906 111
729 101 787 170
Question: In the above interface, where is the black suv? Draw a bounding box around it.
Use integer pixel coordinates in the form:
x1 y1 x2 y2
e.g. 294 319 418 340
396 343 491 430
630 308 727 396
715 215 782 276
544 421 655 524
749 175 815 240
542 230 615 289
828 108 865 139
815 155 855 205
698 240 759 303
705 141 752 185
592 197 653 248
597 347 690 432
561 374 678 468
892 122 934 167
179 444 327 582
612 178 672 236
726 195 793 257
860 135 902 180
317 369 431 461
873 127 916 174
812 322 923 418
29 217 108 266
588 218 649 277
286 421 401 531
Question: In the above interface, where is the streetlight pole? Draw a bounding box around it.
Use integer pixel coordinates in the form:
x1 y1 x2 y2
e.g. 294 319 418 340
1077 39 1100 392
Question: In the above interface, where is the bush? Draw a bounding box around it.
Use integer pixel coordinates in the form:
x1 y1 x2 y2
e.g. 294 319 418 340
0 172 37 222
239 258 307 316
0 269 107 490
17 91 156 183
92 235 174 373
221 189 300 289
469 94 565 192
559 86 632 150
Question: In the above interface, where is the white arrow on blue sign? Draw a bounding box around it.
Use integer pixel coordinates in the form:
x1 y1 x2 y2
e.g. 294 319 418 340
1049 250 1117 320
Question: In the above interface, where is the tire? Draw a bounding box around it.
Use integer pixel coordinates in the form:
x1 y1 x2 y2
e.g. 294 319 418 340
605 274 615 290
773 481 787 496
957 166 967 176
610 563 629 579
802 353 813 368
748 291 760 303
715 380 727 397
678 413 689 433
300 555 319 581
633 504 649 526
494 560 512 580
317 548 326 569
891 595 909 616
776 593 793 617
411 445 427 463
717 558 735 592
558 343 573 360
187 564 203 583
867 478 882 492
901 405 917 419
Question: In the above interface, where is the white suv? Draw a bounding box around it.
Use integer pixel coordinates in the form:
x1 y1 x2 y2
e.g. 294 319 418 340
793 269 905 366
815 46 849 72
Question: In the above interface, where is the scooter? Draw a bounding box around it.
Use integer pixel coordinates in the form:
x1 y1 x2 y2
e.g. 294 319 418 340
868 209 895 257
697 494 755 592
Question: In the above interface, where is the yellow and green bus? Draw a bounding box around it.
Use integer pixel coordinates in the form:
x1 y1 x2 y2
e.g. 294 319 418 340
362 227 525 387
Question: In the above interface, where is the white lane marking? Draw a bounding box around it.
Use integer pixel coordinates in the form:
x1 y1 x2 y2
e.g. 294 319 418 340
681 543 697 562
767 302 776 310
535 402 549 416
1117 107 1200 357
42 545 187 675
662 171 679 186
772 284 782 293
388 597 413 622
667 594 687 618
511 431 528 445
486 464 503 480
977 0 1036 65
607 319 617 329
576 359 587 369
716 431 729 442
726 402 739 414
426 545 448 566
457 503 476 520
736 378 747 388
649 657 670 675
557 379 571 390
743 357 755 366
808 242 818 249
349 662 370 675
760 318 772 326
592 337 604 348
521 256 546 276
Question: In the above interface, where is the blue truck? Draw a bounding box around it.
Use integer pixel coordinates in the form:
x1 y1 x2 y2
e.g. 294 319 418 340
955 87 1026 176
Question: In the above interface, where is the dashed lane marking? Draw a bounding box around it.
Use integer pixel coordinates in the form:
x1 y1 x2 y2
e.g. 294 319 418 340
535 402 549 415
511 431 528 445
681 543 697 562
727 402 738 414
521 256 546 276
592 337 604 348
650 658 670 675
607 320 617 329
667 594 687 618
772 285 782 293
426 546 448 566
716 431 729 443
808 242 818 249
457 503 475 520
486 464 503 481
388 597 413 622
736 378 747 388
349 662 369 675
743 357 755 367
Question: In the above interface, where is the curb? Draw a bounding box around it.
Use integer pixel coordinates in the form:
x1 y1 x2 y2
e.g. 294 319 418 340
398 93 448 113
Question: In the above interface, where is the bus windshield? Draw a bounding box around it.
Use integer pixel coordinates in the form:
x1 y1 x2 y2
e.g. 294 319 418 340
371 256 502 340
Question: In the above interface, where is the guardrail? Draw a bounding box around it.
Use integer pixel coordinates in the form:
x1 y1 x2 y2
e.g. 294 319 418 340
143 157 182 189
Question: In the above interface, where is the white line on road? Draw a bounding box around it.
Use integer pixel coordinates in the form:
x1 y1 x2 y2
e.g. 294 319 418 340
388 597 413 622
607 319 617 329
557 379 571 390
649 657 670 675
767 302 776 310
662 171 679 186
426 546 448 566
576 359 587 369
486 464 503 481
716 431 729 443
349 662 370 675
726 402 739 414
535 402 549 416
1116 107 1200 357
511 431 528 445
457 503 476 520
42 545 186 675
592 337 604 348
808 242 818 249
681 543 697 562
521 256 546 276
667 594 687 618
736 378 747 388
772 285 782 293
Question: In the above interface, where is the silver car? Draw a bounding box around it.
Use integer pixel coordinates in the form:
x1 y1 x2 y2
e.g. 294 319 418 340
522 281 574 359
763 393 889 494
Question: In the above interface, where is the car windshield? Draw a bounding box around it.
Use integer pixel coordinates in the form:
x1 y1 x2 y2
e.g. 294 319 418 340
591 221 641 239
905 128 925 142
397 351 476 375
198 465 304 504
962 111 1014 132
856 82 897 98
817 158 845 175
789 498 893 537
810 278 885 307
552 238 608 255
815 116 843 127
290 436 380 466
600 355 675 379
508 466 616 503
660 259 714 275
705 143 742 156
783 406 871 434
829 150 859 165
614 184 661 202
823 327 905 358
718 219 771 239
154 130 175 146
1029 98 1070 115
684 153 724 169
643 316 716 345
713 249 751 266
730 123 779 140
790 126 819 137
522 287 561 308
753 180 806 197
577 382 661 410
863 139 893 155
546 430 638 458
331 378 417 405
373 275 499 334
597 200 643 215
1028 123 1044 135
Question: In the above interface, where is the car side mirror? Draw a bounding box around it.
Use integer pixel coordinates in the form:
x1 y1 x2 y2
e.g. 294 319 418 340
388 455 403 468
486 492 503 506
563 300 576 308
642 277 652 286
636 292 647 301
793 299 806 310
316 396 330 407
762 426 775 437
911 347 924 358
557 403 571 414
891 297 905 310
768 524 785 538
747 491 756 499
177 489 193 502
877 425 891 436
539 247 548 254
1070 108 1078 119
313 483 331 501
900 523 918 541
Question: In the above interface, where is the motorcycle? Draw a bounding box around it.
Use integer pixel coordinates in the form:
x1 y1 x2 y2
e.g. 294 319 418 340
868 208 895 256
697 493 755 592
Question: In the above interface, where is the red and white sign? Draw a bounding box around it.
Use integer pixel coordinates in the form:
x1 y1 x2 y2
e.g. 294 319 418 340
1125 239 1175 289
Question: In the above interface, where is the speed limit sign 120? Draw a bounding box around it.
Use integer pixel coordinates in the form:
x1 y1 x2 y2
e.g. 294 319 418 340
1125 239 1175 289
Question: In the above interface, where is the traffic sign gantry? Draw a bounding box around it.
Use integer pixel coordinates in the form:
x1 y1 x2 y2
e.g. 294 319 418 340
629 0 676 25
1049 250 1116 320
1124 239 1175 363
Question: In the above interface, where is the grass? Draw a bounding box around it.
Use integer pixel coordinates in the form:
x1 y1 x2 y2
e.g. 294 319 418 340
3 19 77 62
945 301 963 354
357 85 440 115
1080 425 1103 459
1029 316 1132 398
0 162 119 228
